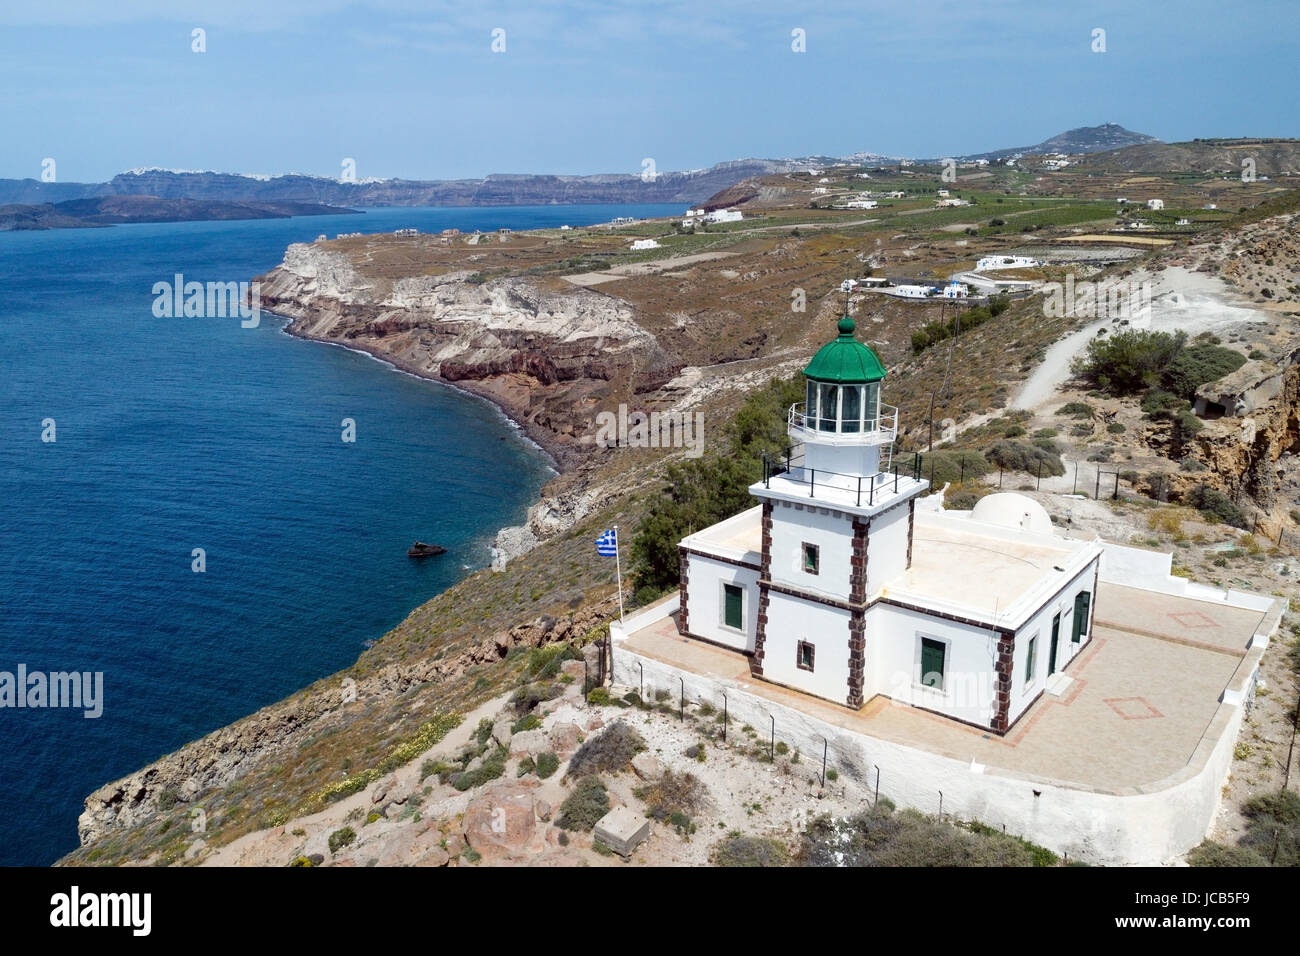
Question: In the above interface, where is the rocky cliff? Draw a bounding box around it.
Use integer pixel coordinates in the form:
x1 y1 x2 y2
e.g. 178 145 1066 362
77 596 620 847
256 243 680 469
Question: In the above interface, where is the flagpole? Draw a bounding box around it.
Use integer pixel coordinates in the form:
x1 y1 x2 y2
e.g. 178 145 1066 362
614 524 625 623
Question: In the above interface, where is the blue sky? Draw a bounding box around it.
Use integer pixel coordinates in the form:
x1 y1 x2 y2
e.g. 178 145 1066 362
1 0 1296 182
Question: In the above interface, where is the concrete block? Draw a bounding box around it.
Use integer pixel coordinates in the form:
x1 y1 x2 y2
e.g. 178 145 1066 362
593 805 650 858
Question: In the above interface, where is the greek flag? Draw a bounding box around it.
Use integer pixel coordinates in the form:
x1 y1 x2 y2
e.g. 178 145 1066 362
596 528 618 557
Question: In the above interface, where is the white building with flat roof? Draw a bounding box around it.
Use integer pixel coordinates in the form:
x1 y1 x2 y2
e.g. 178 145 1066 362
674 317 1102 732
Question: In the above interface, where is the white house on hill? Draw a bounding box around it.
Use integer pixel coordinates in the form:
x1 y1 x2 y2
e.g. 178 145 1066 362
676 318 1102 733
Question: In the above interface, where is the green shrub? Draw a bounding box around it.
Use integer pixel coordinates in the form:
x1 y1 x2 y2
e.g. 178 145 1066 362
631 377 803 591
799 804 1043 867
536 751 560 779
1172 409 1203 447
557 776 610 832
511 713 542 734
917 450 990 485
1162 344 1247 399
1056 402 1094 419
452 748 507 791
1106 422 1126 434
1190 486 1247 529
328 827 356 854
1141 388 1185 420
517 756 536 777
586 687 612 706
567 721 645 778
1071 329 1188 395
712 835 790 867
985 440 1065 477
1186 840 1267 867
1237 790 1300 866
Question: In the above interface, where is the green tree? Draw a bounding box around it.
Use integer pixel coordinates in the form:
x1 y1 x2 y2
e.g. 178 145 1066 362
630 377 802 592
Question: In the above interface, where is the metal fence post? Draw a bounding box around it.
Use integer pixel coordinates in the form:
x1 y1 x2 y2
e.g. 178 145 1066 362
679 677 684 722
821 738 828 788
769 715 775 762
637 661 643 700
874 765 881 806
722 692 728 742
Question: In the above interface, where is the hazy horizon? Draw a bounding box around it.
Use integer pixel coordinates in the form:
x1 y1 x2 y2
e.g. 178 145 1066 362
3 0 1297 183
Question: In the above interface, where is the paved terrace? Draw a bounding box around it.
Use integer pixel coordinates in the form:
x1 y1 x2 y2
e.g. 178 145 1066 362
619 583 1272 793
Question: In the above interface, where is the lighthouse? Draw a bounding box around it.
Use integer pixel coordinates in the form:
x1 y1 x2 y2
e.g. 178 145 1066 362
745 315 929 706
673 313 1100 731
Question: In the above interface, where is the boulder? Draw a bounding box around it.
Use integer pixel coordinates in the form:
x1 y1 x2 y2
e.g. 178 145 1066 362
373 820 450 867
550 722 582 755
387 778 414 805
560 660 586 680
536 799 552 822
509 729 549 757
492 718 513 750
371 776 395 804
586 717 605 733
463 782 537 855
631 754 663 781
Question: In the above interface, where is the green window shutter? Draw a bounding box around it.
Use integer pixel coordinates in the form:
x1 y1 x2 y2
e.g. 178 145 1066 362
1025 636 1037 682
920 637 946 689
803 543 819 573
724 584 743 629
1072 592 1091 642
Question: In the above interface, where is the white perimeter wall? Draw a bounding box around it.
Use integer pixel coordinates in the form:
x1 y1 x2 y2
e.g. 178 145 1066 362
1099 542 1273 613
612 601 1252 865
684 554 759 652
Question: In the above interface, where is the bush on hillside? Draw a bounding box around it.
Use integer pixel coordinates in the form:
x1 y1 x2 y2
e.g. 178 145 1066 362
917 449 990 486
712 834 791 867
556 776 609 832
1189 485 1247 529
567 721 645 778
1071 330 1188 394
1162 344 1247 399
985 440 1065 477
798 803 1048 867
1236 790 1300 866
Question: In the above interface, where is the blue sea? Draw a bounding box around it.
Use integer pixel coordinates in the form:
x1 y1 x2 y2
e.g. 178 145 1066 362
0 202 683 865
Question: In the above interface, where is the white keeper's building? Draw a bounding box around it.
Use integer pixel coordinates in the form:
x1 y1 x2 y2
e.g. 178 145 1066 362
676 316 1102 734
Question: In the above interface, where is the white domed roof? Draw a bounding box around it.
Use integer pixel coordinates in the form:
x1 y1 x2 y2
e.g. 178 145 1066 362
969 493 1054 535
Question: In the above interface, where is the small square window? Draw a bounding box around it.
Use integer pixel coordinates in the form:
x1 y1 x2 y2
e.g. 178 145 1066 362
1025 635 1038 684
802 542 819 575
797 640 815 671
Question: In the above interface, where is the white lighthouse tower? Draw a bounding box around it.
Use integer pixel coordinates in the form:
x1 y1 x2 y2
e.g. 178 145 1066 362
746 314 929 707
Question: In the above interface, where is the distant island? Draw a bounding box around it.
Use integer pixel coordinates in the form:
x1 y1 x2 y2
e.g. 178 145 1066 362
0 195 361 231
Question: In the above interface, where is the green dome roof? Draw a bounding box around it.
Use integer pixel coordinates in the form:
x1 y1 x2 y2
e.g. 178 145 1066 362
803 316 887 383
